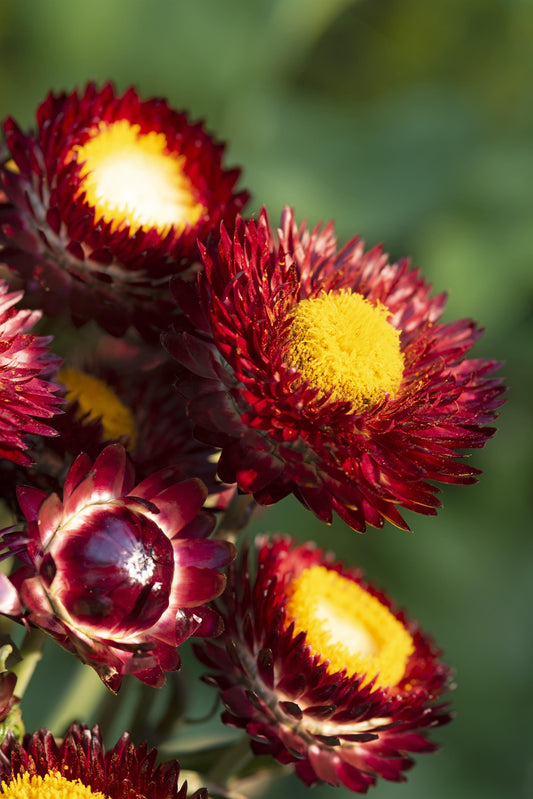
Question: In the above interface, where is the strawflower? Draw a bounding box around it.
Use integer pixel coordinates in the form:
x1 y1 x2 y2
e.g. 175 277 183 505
54 341 234 504
165 207 506 532
0 82 249 338
0 723 207 799
0 444 235 692
0 281 61 467
0 338 234 512
196 536 453 793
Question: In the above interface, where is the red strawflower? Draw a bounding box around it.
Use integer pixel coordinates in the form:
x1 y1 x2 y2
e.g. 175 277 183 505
0 723 207 799
0 82 249 339
0 444 235 692
0 281 61 466
54 340 234 505
165 207 506 532
0 338 234 512
196 536 453 793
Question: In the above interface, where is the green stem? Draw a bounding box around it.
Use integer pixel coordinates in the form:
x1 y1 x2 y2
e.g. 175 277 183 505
206 734 253 788
216 493 256 544
12 628 46 698
46 663 107 734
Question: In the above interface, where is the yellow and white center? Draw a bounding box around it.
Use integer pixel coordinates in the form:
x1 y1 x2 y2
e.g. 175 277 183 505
58 366 137 449
1 771 108 799
72 120 205 234
287 290 404 411
285 566 414 689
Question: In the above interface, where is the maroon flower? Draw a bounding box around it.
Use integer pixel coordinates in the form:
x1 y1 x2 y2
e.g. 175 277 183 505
0 337 234 511
52 340 235 506
0 82 249 339
0 723 207 799
0 281 61 466
165 207 506 532
196 536 453 793
0 444 235 692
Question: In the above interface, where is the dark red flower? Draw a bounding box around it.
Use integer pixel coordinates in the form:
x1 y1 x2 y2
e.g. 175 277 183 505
165 207 506 532
54 340 234 505
196 536 453 793
0 281 61 466
0 337 234 511
0 82 249 339
0 723 207 799
0 444 235 692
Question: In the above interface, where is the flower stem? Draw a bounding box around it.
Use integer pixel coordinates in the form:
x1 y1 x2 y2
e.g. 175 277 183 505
12 628 46 698
216 493 256 544
206 733 253 788
46 663 107 735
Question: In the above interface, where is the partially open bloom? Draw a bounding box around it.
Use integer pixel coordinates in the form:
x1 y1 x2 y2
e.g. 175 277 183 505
0 444 235 691
53 342 234 505
0 723 207 799
165 207 506 532
0 338 234 511
196 536 453 793
0 281 61 466
0 82 249 338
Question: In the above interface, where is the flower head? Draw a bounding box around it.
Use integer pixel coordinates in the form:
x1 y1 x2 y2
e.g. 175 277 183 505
165 207 506 532
54 343 234 503
0 281 61 466
0 444 235 691
0 723 207 799
0 82 249 338
196 536 453 793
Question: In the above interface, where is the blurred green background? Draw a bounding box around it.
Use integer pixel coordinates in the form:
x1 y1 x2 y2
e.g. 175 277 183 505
0 1 531 798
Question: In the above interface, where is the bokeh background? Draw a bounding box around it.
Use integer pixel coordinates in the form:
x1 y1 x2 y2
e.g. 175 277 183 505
0 1 531 798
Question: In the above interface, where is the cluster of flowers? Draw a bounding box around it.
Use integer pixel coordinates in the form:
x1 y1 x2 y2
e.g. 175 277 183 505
0 83 505 797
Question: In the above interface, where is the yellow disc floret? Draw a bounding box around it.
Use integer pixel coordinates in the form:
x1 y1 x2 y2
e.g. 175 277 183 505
287 290 404 411
285 566 414 689
73 120 205 234
1 771 108 799
58 367 137 449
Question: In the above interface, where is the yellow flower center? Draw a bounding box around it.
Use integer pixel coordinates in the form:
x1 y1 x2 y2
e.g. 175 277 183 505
287 290 404 411
1 771 108 799
73 120 205 234
58 366 137 449
285 566 414 688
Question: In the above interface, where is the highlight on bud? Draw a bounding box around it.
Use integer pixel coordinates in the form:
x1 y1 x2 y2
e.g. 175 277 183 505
0 82 249 338
195 536 454 793
0 444 235 692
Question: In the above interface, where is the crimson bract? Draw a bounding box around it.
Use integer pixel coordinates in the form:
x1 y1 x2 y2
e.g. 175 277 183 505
165 207 506 532
0 82 249 338
0 280 61 467
0 723 207 799
0 444 235 692
196 536 453 793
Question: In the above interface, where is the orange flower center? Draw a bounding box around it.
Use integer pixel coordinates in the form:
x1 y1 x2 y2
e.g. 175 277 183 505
58 367 137 449
285 566 414 688
1 771 109 799
287 290 404 411
73 120 205 234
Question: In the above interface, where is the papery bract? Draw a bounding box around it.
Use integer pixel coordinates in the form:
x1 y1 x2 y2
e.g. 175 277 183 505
0 281 61 468
0 723 207 799
165 207 506 532
0 82 249 339
0 444 235 691
196 536 453 793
